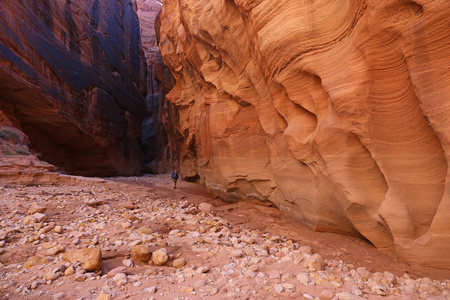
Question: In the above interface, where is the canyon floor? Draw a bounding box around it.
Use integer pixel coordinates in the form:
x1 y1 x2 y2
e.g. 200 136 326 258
0 174 449 300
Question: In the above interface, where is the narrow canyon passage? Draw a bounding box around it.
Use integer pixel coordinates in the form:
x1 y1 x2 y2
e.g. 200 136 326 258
1 3 450 297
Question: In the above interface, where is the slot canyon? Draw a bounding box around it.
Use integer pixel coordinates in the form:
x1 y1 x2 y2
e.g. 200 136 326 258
0 0 449 299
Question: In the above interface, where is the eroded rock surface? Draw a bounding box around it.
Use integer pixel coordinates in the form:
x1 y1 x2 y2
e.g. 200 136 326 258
0 0 147 176
135 0 177 174
157 0 450 268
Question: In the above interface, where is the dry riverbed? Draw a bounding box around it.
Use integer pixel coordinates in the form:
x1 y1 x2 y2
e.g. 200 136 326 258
0 174 449 300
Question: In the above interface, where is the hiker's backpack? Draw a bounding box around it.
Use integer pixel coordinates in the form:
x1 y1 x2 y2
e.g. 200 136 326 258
173 172 179 179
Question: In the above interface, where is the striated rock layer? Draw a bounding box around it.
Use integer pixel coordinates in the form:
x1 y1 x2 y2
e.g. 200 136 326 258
157 0 450 268
0 0 147 176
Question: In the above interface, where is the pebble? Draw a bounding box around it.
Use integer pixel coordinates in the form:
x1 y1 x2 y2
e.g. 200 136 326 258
112 273 127 286
97 292 111 300
107 266 128 278
144 286 157 293
64 266 75 276
181 286 194 293
122 259 134 267
198 203 213 214
43 271 61 281
173 257 187 268
274 284 283 294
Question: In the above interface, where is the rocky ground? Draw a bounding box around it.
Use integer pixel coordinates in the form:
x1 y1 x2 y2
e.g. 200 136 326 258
0 174 449 300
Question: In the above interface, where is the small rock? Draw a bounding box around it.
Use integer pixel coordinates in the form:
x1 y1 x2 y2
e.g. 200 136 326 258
274 284 283 294
137 226 153 235
43 271 61 281
156 240 168 247
297 272 309 285
144 286 157 293
33 213 48 223
97 292 111 300
121 222 132 229
231 249 243 258
198 203 213 214
151 248 168 266
144 268 158 276
173 258 187 268
74 274 86 282
282 283 295 291
113 273 127 286
335 292 363 300
204 285 218 295
131 245 151 262
123 201 134 210
181 286 194 293
28 205 46 215
122 259 134 268
371 285 387 296
45 244 65 256
85 199 104 207
24 256 49 269
194 280 208 288
64 266 75 276
108 267 128 278
304 253 326 271
30 281 39 289
320 289 335 300
23 215 37 225
62 248 102 272
299 246 312 254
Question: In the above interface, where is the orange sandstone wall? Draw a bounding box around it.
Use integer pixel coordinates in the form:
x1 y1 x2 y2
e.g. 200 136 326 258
157 0 450 268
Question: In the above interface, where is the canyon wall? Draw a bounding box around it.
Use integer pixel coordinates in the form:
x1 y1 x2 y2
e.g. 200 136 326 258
157 0 450 268
135 0 177 174
0 0 147 176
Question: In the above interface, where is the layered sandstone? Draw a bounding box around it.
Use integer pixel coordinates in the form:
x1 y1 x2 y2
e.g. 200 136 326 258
0 0 147 176
157 0 450 268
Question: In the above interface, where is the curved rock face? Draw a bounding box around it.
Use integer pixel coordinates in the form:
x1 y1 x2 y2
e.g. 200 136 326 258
157 0 450 268
0 0 147 176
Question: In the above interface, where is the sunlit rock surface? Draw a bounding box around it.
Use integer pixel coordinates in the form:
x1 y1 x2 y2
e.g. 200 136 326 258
157 0 450 268
0 0 147 176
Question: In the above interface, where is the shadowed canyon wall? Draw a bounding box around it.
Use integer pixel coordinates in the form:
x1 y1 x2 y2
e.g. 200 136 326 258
135 0 178 174
0 0 147 176
157 0 450 268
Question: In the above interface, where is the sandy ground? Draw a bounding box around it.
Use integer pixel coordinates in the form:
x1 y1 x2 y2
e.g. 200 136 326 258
0 174 449 300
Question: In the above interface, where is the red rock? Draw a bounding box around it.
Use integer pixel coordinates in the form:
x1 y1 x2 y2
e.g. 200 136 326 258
0 0 146 176
157 0 450 268
123 201 135 210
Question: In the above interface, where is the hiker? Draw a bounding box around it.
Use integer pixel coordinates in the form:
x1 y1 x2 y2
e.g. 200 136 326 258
171 169 179 189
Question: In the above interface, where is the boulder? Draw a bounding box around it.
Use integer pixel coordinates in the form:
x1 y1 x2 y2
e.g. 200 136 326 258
62 248 102 272
131 245 151 262
151 248 168 266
